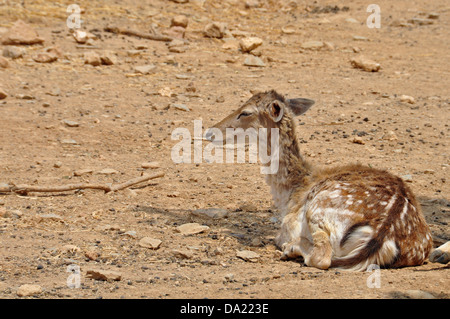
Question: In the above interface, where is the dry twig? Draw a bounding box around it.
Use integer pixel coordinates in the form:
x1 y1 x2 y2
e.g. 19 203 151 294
0 172 164 195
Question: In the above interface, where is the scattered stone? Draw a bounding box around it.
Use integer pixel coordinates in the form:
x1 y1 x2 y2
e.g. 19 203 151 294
203 22 227 38
84 250 100 261
171 15 189 28
301 40 324 50
350 55 380 72
100 51 117 65
3 46 26 59
423 169 435 174
352 35 369 41
141 161 160 169
171 249 193 259
53 161 62 168
0 56 8 68
239 37 263 53
168 39 188 53
134 64 157 74
239 203 257 212
61 244 80 254
224 273 235 282
1 20 44 45
63 119 80 127
176 222 210 235
0 88 7 100
351 136 365 145
84 51 101 66
17 284 42 297
139 237 162 250
74 168 93 176
123 230 137 238
236 250 260 262
403 290 436 299
61 139 78 145
97 168 119 175
382 131 398 141
400 95 415 104
16 93 35 100
32 52 57 63
243 55 265 67
402 174 413 183
86 269 122 281
281 25 296 34
191 208 229 219
171 103 190 111
164 26 186 39
170 0 189 3
72 30 96 44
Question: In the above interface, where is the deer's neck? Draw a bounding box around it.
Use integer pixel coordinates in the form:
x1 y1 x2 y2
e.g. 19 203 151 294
264 117 312 217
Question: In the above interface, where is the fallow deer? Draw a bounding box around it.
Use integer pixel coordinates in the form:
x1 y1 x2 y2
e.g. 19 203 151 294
207 90 440 271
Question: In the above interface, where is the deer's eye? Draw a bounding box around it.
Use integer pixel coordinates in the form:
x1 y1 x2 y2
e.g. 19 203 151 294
237 112 252 119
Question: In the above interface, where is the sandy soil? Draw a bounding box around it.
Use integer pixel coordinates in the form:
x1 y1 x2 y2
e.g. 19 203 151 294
0 0 449 299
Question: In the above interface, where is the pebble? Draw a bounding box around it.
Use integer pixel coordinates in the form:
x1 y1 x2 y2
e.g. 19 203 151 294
74 168 93 176
171 15 189 28
203 22 227 38
239 37 263 53
100 51 117 65
400 95 415 104
84 51 101 66
38 213 63 222
84 250 100 261
97 168 119 175
301 41 324 50
0 88 7 100
350 55 380 72
191 208 229 219
141 161 160 169
139 237 162 249
236 250 260 262
171 249 193 259
134 64 157 75
17 284 43 297
86 269 122 281
0 56 8 68
171 103 190 111
63 119 80 127
53 161 62 168
408 18 434 25
72 30 96 44
3 46 26 59
176 223 210 235
402 174 413 182
243 55 265 67
1 20 44 45
32 52 57 63
403 290 435 299
351 136 365 145
123 230 137 238
61 139 78 145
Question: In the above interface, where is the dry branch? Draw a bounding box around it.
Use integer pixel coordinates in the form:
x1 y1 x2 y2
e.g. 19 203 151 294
104 25 173 42
0 172 164 195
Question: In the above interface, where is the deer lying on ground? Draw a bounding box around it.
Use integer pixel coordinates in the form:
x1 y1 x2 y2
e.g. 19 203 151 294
207 90 449 271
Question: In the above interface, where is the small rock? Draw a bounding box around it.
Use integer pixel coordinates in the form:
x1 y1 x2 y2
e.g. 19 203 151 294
97 168 119 175
191 208 229 219
0 88 7 100
281 25 296 34
3 46 26 59
243 55 265 67
123 230 137 238
139 237 162 250
141 161 160 169
63 119 80 127
171 249 193 259
84 250 100 261
350 55 380 72
301 40 324 50
72 30 96 44
86 269 122 281
32 52 57 63
171 103 190 111
53 161 62 168
100 51 117 65
402 174 413 182
423 169 435 174
134 64 157 74
61 244 80 254
239 203 257 212
239 37 263 53
17 284 42 297
74 168 93 176
408 18 434 25
39 213 63 222
171 15 189 28
382 131 398 141
0 56 8 68
404 290 435 299
236 250 260 262
352 35 369 41
61 139 78 145
351 136 365 145
164 26 186 39
400 95 415 104
224 273 235 282
1 20 44 45
176 223 210 235
84 51 101 66
203 22 227 38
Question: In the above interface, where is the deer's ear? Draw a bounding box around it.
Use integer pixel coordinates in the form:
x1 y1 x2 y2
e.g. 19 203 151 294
268 100 285 122
287 98 315 116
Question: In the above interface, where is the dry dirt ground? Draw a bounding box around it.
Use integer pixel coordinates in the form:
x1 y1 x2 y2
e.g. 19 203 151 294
0 0 449 299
